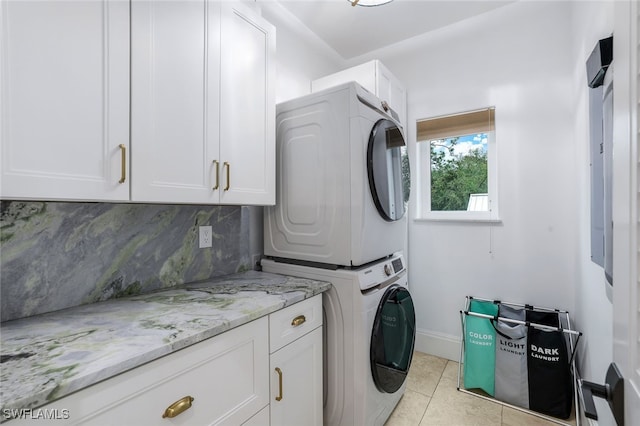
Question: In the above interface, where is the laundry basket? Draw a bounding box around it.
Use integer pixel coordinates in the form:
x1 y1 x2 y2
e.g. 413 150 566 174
459 296 582 426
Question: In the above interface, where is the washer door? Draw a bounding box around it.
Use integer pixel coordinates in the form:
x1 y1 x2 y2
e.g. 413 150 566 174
370 284 416 393
367 119 410 222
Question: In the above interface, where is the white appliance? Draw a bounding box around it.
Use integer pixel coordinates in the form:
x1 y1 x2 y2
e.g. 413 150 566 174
261 253 415 426
264 82 409 268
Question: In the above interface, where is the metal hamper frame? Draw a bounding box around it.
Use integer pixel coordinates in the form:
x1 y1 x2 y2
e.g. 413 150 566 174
458 296 582 426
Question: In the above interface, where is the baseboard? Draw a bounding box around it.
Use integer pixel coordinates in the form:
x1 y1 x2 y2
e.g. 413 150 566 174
414 329 461 362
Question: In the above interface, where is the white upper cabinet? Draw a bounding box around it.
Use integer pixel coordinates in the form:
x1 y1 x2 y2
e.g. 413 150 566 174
0 0 130 201
219 3 275 205
376 62 407 127
311 60 407 129
131 0 221 204
131 1 275 205
2 0 275 205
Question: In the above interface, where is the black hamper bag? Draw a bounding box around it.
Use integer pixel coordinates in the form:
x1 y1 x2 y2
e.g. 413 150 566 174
526 310 573 419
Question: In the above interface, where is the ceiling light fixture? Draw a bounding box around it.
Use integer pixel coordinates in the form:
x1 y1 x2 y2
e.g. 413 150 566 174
349 0 394 7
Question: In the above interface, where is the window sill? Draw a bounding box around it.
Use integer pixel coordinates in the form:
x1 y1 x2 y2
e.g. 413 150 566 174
413 215 502 224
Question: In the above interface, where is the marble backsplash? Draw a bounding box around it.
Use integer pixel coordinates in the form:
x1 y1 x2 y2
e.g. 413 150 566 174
0 201 254 322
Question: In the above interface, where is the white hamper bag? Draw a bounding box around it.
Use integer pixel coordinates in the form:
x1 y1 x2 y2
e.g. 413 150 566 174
494 304 529 408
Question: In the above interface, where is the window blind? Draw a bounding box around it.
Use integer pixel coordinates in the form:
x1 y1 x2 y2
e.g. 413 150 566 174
417 108 495 141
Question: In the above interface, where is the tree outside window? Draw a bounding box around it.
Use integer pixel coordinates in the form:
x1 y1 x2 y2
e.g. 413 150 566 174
430 134 488 211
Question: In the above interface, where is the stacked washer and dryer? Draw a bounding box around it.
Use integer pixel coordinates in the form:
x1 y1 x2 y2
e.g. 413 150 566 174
262 82 415 426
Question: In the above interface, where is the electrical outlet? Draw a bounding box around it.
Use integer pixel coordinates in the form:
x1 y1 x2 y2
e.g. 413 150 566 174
199 226 212 248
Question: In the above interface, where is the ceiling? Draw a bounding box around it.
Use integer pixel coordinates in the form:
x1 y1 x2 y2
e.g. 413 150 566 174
274 0 514 60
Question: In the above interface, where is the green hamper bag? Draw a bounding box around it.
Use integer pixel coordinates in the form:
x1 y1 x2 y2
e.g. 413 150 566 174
464 299 499 396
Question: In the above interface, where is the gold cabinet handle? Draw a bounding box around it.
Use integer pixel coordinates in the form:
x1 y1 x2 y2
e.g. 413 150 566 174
162 396 194 419
223 162 230 191
291 315 306 327
118 144 126 184
275 367 283 401
212 160 219 190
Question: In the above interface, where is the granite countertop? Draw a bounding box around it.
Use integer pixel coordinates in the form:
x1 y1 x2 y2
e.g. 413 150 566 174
0 271 331 414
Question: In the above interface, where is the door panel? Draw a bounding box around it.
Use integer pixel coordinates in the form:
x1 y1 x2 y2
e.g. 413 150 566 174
370 285 415 393
612 0 640 424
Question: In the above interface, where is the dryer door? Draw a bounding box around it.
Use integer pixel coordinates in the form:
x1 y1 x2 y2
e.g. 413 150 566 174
370 284 416 393
367 119 410 222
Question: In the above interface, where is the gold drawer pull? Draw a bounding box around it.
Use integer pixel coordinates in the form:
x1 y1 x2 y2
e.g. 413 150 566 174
162 396 194 419
291 315 306 327
275 367 283 401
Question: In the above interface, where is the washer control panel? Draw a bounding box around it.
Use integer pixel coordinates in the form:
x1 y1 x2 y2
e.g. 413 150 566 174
391 257 404 274
357 253 405 290
383 264 392 276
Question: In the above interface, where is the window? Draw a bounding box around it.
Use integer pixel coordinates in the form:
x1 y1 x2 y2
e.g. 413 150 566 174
416 108 499 221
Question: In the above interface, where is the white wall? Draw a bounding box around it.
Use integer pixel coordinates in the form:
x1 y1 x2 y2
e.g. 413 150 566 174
258 2 345 103
570 2 615 424
352 1 585 360
569 0 615 397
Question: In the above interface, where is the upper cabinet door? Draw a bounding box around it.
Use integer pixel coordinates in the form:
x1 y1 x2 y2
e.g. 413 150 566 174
219 3 275 206
376 62 407 130
131 0 221 204
132 1 275 206
0 0 130 201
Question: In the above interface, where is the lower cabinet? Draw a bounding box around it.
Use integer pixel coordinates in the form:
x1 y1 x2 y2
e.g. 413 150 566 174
241 406 270 425
6 295 323 425
8 317 270 425
269 294 323 426
270 327 323 426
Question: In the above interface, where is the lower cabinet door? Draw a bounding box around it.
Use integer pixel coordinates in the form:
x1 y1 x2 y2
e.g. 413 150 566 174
242 405 269 425
7 317 269 425
270 327 323 426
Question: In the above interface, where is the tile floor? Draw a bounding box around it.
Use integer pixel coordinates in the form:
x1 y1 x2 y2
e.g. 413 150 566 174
385 352 577 426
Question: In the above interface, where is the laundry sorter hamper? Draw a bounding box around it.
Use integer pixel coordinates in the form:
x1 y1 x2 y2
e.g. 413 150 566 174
458 296 582 426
